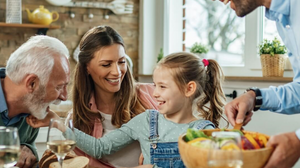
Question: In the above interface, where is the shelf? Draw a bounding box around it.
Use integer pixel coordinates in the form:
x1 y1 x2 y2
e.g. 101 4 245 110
0 22 60 35
137 74 293 83
0 22 60 29
225 76 293 82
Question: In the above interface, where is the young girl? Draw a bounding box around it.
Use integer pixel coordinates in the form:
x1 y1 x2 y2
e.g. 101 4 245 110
28 52 226 167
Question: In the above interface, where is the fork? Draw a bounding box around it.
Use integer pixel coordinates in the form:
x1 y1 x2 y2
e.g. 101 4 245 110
61 0 134 15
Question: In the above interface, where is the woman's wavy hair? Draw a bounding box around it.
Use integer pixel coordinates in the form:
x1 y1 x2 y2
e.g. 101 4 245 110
157 52 227 128
73 26 148 134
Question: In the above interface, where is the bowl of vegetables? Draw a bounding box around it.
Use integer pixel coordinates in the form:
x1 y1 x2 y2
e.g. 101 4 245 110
178 129 273 168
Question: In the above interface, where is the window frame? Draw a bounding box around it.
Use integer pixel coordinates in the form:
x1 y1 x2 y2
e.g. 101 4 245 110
138 0 294 77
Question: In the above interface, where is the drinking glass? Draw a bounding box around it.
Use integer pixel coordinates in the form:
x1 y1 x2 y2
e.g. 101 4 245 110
47 118 76 168
207 131 243 168
0 127 20 168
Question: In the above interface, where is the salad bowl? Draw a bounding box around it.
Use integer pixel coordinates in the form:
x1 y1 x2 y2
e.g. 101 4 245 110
178 129 273 168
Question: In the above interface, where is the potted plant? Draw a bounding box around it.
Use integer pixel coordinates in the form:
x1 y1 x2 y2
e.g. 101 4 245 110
190 42 210 59
259 38 287 77
157 48 164 63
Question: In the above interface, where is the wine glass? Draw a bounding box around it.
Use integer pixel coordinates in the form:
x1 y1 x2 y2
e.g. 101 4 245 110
47 118 76 168
0 127 20 168
207 131 243 168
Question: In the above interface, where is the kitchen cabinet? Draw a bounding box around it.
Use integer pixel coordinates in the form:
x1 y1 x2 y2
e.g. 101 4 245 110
0 22 60 35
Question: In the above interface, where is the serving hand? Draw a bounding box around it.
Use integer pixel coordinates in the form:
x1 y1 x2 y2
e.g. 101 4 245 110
264 132 300 168
224 91 255 127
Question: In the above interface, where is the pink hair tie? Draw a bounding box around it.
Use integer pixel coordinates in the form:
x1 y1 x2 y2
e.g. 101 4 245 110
202 59 209 67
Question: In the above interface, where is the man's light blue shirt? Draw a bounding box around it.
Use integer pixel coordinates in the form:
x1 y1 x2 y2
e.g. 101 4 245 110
0 80 28 126
263 0 300 139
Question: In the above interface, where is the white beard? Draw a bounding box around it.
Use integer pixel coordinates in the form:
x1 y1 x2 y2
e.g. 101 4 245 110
23 85 61 120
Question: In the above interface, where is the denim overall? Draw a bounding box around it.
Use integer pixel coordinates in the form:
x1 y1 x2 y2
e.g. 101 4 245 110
149 110 215 168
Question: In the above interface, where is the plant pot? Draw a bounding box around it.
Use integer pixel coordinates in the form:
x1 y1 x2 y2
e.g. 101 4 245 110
260 54 287 77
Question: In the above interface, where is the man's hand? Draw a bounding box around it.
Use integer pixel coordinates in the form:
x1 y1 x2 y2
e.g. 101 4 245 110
26 109 60 128
16 145 37 168
264 132 300 168
224 91 255 126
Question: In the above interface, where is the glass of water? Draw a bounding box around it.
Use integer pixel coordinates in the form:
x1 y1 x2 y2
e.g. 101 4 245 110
0 127 20 168
207 131 243 168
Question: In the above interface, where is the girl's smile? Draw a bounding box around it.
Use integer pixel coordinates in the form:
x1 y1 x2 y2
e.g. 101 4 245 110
152 66 194 124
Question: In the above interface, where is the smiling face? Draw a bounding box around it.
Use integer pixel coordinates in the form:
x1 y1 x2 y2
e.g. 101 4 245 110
24 54 70 119
86 43 127 95
152 66 189 116
24 84 61 119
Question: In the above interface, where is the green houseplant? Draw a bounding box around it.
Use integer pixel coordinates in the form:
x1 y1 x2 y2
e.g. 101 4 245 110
190 42 209 58
259 38 287 56
157 48 164 63
259 38 287 77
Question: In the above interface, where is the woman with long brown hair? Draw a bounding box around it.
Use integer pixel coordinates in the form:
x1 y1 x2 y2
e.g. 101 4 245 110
68 25 157 167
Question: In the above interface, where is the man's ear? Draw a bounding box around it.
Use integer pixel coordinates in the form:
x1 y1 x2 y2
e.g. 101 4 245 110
24 74 39 93
185 81 197 97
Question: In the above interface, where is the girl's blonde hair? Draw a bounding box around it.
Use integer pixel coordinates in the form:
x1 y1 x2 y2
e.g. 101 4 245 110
73 26 148 134
157 52 227 128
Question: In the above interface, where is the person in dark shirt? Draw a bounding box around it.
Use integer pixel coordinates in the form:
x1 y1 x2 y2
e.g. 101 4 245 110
0 35 70 168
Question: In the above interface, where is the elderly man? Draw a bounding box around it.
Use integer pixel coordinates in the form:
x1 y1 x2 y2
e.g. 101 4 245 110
217 0 300 167
0 35 70 168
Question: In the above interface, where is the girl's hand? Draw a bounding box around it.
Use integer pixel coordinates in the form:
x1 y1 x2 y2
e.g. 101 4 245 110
26 110 60 128
138 153 144 165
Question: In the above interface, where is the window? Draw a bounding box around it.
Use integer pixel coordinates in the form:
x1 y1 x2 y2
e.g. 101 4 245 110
183 0 264 76
262 10 292 71
138 1 293 77
185 0 245 66
263 12 282 42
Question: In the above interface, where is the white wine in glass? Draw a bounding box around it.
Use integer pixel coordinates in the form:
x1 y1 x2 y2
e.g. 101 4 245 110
47 118 76 168
0 127 20 168
208 132 243 168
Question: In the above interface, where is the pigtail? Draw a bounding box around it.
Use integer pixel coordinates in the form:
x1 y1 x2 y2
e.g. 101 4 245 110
197 59 227 128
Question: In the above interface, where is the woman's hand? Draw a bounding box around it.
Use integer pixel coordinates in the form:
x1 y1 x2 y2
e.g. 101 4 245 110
26 110 60 128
